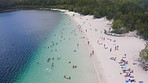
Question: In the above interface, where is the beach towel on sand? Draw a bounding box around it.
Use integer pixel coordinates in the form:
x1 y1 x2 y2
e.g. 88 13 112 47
139 81 144 83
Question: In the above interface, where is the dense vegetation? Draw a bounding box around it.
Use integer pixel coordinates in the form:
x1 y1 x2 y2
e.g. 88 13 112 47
0 0 148 39
139 43 148 72
140 43 148 61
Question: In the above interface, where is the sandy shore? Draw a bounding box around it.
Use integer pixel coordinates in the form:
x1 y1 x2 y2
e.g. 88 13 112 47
52 9 148 83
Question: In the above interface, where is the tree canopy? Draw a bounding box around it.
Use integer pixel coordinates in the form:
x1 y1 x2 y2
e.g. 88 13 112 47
0 0 147 39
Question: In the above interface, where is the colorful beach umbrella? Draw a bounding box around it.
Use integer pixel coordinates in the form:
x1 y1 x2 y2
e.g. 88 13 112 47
121 67 127 69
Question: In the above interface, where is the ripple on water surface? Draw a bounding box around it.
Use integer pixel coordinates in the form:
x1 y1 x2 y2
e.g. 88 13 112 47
0 10 61 83
16 12 98 83
0 10 98 83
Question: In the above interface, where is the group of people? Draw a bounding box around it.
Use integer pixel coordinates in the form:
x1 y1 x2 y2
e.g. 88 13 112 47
142 64 148 71
99 36 118 53
97 35 140 83
119 55 137 83
73 15 147 83
44 18 85 80
64 75 71 80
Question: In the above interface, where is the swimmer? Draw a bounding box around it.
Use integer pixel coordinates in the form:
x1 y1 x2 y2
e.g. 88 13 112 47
69 61 71 64
57 57 60 60
74 50 76 52
77 43 79 47
64 75 66 78
37 62 39 64
68 77 71 79
52 63 54 67
47 58 50 62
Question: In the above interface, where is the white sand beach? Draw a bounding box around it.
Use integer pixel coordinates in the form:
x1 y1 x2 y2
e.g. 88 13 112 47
52 9 148 83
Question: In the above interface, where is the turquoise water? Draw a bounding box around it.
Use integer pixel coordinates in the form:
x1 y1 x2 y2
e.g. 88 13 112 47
0 10 98 83
16 11 98 83
0 10 62 83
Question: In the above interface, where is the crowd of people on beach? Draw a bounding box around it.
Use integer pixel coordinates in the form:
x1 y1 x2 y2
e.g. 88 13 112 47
119 55 136 83
99 31 146 83
76 16 146 83
98 32 144 83
35 12 147 83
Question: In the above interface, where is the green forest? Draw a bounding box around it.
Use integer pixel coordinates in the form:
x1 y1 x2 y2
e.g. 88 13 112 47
0 0 148 39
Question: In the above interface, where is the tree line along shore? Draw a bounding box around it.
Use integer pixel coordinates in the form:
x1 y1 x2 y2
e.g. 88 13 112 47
0 0 147 68
0 0 147 40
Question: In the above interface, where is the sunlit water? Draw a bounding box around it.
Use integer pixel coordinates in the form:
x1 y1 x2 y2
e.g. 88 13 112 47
0 10 98 83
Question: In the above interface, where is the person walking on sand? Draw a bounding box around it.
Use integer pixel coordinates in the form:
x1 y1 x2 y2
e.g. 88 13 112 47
86 29 87 32
104 44 106 47
90 51 92 57
88 41 89 45
115 46 117 50
92 50 94 55
117 45 119 50
90 50 94 57
110 48 112 52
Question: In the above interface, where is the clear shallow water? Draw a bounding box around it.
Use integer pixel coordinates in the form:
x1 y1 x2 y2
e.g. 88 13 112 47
0 10 98 83
0 10 61 83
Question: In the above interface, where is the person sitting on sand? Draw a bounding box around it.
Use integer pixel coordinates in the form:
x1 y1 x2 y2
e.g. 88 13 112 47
130 79 136 83
72 14 75 16
85 29 87 32
110 57 116 61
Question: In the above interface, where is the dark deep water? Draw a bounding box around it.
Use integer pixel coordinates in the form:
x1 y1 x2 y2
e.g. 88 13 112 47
0 10 62 83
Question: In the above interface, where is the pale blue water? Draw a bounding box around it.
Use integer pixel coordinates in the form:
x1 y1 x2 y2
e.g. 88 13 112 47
0 10 98 83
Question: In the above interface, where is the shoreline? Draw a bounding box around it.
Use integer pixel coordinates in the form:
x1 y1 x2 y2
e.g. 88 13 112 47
54 9 148 83
1 8 147 83
14 10 99 83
